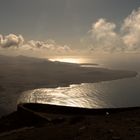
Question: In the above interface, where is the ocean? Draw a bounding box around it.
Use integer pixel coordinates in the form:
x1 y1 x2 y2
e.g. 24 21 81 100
0 54 140 117
19 54 140 109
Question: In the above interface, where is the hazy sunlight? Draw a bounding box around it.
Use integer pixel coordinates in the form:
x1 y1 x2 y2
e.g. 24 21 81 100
49 58 84 64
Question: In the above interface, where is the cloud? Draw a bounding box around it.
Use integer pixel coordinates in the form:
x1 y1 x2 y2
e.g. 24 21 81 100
2 7 140 55
0 34 24 48
91 18 117 40
88 7 140 53
0 34 71 55
122 8 140 50
25 40 71 53
89 18 123 52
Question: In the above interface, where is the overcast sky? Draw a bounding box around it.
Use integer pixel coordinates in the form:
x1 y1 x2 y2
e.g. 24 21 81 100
0 0 139 44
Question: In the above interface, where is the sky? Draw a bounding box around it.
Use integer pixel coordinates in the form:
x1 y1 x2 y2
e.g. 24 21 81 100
0 0 140 57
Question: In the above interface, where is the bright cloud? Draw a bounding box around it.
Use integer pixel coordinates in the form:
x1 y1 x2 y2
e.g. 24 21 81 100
122 8 140 50
89 18 123 52
0 34 71 54
1 7 140 55
91 18 117 40
88 7 140 52
0 34 24 48
25 40 71 53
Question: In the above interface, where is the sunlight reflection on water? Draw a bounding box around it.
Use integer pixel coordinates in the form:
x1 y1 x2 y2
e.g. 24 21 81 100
19 75 140 109
19 55 140 109
19 83 109 108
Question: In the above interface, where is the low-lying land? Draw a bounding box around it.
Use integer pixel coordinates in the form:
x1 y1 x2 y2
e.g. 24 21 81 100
0 55 137 90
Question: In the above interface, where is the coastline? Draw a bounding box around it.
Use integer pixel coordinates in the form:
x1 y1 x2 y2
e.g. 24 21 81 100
0 55 138 115
0 71 139 140
0 55 139 139
0 60 137 116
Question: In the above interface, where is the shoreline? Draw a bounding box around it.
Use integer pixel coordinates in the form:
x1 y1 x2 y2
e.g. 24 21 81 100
0 55 138 119
0 71 138 119
0 55 139 139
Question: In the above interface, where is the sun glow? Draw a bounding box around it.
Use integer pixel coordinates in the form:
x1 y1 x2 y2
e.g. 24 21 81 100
49 58 83 64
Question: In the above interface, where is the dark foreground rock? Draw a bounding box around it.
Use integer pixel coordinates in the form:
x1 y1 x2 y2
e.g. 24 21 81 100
0 104 140 140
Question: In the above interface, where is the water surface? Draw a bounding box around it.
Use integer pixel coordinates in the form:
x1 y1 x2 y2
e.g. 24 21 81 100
19 54 140 109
